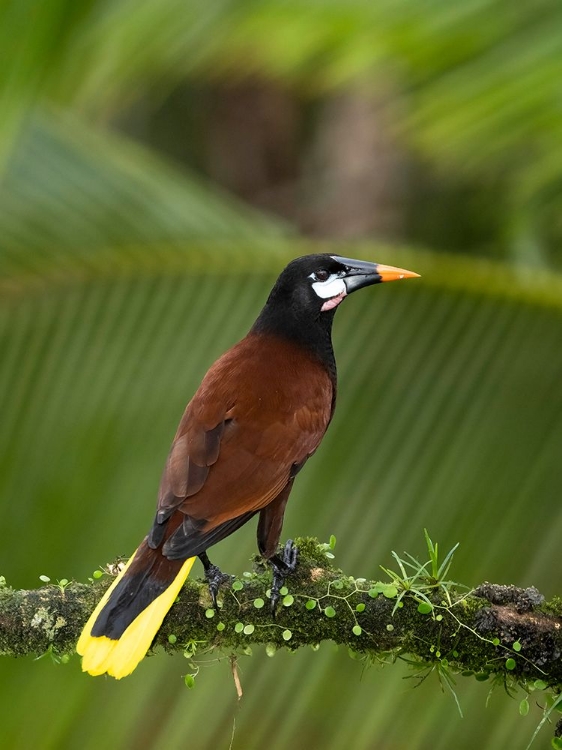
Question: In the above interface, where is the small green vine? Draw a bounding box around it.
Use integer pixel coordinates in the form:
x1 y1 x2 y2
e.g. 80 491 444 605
2 533 561 746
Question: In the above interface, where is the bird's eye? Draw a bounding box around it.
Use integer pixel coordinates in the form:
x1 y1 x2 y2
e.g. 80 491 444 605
314 270 330 282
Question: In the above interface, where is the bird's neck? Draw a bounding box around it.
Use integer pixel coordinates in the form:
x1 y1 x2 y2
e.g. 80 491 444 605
250 306 338 383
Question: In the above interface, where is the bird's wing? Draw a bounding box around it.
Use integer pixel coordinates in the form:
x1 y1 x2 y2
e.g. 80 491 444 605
156 407 229 520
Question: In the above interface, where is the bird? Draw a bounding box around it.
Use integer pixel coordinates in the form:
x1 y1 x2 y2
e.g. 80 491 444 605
77 253 419 678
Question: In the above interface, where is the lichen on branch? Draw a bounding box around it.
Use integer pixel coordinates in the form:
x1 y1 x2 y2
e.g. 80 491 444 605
1 536 561 700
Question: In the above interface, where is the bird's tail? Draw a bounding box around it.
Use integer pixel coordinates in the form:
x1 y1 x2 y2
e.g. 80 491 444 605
77 540 195 679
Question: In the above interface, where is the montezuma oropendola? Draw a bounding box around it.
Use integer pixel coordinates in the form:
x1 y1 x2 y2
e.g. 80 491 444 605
77 254 419 678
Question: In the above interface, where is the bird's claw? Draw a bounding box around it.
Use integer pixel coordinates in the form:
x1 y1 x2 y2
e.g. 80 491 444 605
270 539 298 614
204 563 232 609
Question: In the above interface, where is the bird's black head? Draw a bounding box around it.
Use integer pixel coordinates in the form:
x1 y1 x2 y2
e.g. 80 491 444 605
251 254 419 363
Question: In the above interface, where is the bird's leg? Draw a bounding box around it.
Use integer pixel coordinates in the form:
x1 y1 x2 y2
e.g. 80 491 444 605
269 539 298 613
199 551 231 609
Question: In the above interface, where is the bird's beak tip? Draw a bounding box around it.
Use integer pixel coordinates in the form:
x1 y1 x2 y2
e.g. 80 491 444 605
375 264 420 283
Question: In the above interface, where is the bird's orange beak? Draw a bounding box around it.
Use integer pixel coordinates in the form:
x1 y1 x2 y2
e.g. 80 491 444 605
374 264 420 283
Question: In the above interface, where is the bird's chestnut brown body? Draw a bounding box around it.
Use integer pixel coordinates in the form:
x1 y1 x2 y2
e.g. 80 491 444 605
154 333 334 558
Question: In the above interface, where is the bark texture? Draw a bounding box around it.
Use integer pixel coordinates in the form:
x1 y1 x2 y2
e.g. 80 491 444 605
1 538 561 693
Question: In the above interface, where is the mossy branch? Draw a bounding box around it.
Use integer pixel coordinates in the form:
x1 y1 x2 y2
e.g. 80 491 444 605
1 537 561 700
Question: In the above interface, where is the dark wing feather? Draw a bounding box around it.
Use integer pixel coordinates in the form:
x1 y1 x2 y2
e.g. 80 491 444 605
162 510 257 559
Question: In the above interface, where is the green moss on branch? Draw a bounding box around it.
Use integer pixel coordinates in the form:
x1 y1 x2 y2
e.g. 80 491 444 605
1 537 561 697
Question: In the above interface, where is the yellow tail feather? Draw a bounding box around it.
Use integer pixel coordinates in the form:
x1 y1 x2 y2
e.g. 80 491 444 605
77 550 195 679
77 550 138 657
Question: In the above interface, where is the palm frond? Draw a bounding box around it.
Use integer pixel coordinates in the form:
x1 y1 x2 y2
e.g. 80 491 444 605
1 243 561 749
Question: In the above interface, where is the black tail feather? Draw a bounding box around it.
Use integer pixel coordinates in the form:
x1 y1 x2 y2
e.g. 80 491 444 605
91 543 184 639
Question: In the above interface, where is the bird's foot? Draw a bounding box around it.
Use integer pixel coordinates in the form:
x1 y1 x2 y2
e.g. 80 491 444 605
199 552 232 609
269 539 298 614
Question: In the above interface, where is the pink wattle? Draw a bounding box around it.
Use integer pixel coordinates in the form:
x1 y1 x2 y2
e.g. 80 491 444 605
321 291 346 311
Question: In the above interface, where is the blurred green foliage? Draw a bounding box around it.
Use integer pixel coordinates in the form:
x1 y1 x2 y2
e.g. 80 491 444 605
1 1 562 748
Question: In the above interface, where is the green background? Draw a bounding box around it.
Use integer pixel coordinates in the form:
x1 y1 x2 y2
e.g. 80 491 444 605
1 1 562 748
